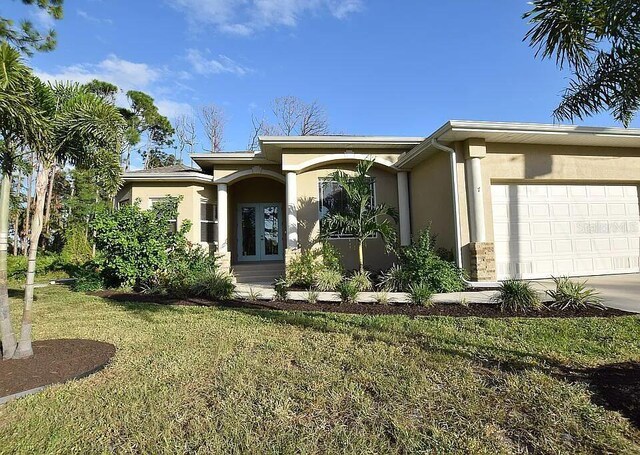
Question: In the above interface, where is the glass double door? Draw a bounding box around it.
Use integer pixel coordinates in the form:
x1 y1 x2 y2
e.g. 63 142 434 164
237 203 283 262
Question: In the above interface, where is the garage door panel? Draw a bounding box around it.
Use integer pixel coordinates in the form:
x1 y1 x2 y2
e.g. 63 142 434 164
492 184 640 280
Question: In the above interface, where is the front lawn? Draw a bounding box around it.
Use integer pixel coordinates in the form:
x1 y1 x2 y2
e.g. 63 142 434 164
0 286 639 454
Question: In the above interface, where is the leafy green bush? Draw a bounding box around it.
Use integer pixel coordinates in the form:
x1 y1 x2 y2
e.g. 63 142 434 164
409 282 433 306
91 197 190 287
71 263 105 292
60 225 93 266
337 279 359 304
349 270 373 292
286 250 318 288
314 268 342 292
8 253 69 281
546 276 604 311
320 242 343 272
493 280 541 313
397 228 465 293
273 277 289 301
205 270 236 301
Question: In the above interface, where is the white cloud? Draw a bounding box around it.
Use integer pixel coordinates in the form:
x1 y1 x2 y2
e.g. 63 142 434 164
186 49 250 76
166 0 364 35
156 100 194 118
31 8 56 29
77 10 113 25
34 55 189 119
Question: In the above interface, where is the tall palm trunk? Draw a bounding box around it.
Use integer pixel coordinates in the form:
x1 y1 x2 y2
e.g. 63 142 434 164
0 172 16 359
23 166 33 257
12 213 19 256
14 165 49 359
358 240 365 273
41 165 56 248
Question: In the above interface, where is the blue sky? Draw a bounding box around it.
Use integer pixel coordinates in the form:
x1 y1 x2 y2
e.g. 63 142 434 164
6 0 639 157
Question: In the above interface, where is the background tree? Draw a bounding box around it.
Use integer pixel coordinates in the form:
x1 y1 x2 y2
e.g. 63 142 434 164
248 96 329 150
174 114 197 164
127 91 175 168
199 105 225 152
320 160 398 272
13 80 124 359
524 0 640 126
0 0 63 55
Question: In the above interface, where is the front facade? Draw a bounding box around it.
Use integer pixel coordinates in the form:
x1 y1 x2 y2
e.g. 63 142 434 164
118 121 640 283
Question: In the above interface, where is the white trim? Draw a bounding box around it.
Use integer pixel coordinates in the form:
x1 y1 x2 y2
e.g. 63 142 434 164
260 135 424 147
217 184 228 254
285 172 298 250
214 167 286 185
283 154 396 173
122 172 213 184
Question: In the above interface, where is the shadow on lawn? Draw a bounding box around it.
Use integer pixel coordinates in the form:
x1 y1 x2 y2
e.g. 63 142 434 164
227 306 640 428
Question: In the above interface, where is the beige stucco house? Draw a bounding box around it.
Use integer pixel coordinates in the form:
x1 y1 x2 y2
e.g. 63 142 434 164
117 120 640 284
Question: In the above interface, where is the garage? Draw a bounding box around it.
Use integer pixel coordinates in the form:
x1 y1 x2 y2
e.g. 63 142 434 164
491 183 640 280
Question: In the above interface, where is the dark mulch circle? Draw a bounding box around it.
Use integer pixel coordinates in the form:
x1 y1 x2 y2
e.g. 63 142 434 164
0 339 115 399
589 362 640 428
93 291 632 318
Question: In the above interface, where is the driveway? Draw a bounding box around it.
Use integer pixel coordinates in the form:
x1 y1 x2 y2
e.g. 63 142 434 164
534 274 640 314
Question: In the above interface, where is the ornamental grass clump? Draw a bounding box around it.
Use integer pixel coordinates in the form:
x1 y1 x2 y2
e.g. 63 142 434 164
337 280 359 304
409 282 433 307
349 270 373 292
493 280 542 313
546 276 605 311
314 268 343 292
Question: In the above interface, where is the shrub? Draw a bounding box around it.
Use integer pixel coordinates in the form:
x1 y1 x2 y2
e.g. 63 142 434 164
286 250 318 288
349 270 373 292
337 279 359 304
91 197 191 288
320 242 343 272
205 270 236 301
8 253 67 280
379 264 408 292
398 228 465 293
273 277 289 301
493 280 541 313
374 291 390 305
71 263 105 292
307 289 319 304
314 268 342 292
60 225 93 266
546 276 605 311
409 282 433 306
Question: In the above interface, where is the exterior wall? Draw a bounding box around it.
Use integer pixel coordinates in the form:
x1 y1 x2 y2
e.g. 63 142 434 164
116 182 217 248
228 177 286 264
295 163 399 271
409 152 456 253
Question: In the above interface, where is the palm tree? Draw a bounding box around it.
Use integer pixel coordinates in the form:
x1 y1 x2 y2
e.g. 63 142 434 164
0 43 46 360
320 159 398 272
13 81 124 359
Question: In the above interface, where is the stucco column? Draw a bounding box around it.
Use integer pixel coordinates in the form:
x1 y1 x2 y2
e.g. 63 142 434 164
397 171 411 246
285 172 298 250
217 184 228 254
465 156 487 243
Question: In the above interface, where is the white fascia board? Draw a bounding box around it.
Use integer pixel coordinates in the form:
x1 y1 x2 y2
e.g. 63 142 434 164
122 172 214 183
258 136 425 148
447 120 640 137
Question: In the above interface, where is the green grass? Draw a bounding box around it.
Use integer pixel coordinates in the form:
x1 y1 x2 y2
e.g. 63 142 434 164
1 286 639 454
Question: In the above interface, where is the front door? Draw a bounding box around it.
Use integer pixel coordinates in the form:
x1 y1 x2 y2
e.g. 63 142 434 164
237 203 283 262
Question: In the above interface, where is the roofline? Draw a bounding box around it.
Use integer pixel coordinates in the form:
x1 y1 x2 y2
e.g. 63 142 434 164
122 171 213 183
395 120 640 168
258 135 425 148
446 120 640 137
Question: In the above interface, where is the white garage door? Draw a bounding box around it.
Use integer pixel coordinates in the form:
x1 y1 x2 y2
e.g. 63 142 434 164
492 184 640 280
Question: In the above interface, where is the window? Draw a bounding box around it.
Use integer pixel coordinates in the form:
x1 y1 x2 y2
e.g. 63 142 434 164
149 197 178 233
201 201 217 243
318 177 375 239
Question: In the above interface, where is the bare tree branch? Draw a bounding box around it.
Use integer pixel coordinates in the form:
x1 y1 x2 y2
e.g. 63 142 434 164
174 114 197 161
198 105 226 152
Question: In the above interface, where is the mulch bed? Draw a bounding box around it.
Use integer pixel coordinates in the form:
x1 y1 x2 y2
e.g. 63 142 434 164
0 339 115 400
93 291 632 318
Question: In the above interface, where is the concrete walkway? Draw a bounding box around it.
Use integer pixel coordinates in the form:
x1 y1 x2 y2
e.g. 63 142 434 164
236 273 640 313
235 284 497 305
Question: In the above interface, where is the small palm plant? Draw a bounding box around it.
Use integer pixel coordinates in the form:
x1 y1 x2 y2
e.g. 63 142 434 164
546 276 604 311
320 159 398 272
493 280 541 313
